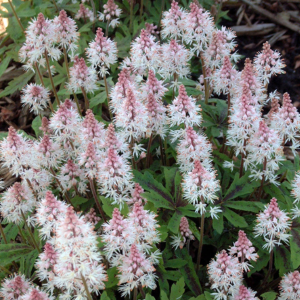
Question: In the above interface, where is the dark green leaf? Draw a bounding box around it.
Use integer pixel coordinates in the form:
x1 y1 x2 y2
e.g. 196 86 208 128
261 292 277 300
223 207 248 228
32 116 42 138
0 56 11 78
168 211 183 234
105 267 119 289
224 201 263 213
213 214 223 234
90 91 107 108
164 259 187 269
0 244 33 266
170 277 185 300
290 227 300 269
145 294 156 300
71 196 88 207
24 249 39 277
175 248 202 296
100 291 111 300
274 246 292 276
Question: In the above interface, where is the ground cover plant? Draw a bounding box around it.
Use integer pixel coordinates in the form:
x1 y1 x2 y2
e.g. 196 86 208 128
0 0 300 299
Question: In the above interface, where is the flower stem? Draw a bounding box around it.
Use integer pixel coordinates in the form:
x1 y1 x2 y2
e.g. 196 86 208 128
51 0 59 12
133 287 138 300
0 223 7 244
227 93 231 122
196 198 205 272
17 225 26 244
90 0 96 31
103 74 112 120
8 0 25 33
21 211 41 253
105 21 110 36
200 55 209 104
239 139 247 178
146 133 153 168
164 138 169 166
44 50 60 105
89 179 107 222
130 139 137 170
80 273 93 300
159 136 165 166
139 285 145 298
258 157 267 199
139 0 144 21
81 87 89 111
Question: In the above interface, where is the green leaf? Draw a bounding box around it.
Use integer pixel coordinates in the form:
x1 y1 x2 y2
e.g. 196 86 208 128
2 223 18 243
164 259 187 269
160 290 169 300
290 227 300 269
170 277 185 300
32 116 42 138
188 220 200 241
223 207 248 228
145 294 156 300
71 196 88 207
100 291 111 300
101 196 129 218
0 244 33 266
261 292 277 300
274 246 292 276
224 201 263 213
133 170 175 210
175 248 202 296
24 249 39 277
189 296 206 300
0 132 8 141
213 214 223 234
0 56 11 78
90 91 107 108
79 22 94 32
0 71 34 98
223 173 260 202
105 266 119 289
168 211 183 234
157 225 168 242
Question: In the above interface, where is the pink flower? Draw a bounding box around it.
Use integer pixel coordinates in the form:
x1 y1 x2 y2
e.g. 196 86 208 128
279 271 300 300
98 0 122 28
75 4 94 22
233 285 259 300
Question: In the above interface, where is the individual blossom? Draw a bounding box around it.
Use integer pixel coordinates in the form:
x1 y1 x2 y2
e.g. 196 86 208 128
81 109 106 147
98 0 122 28
53 207 107 298
0 182 36 224
161 0 186 40
142 70 167 101
271 92 300 152
110 68 138 114
53 10 79 56
115 87 148 142
130 29 161 72
168 84 202 127
266 92 280 122
254 41 285 86
75 3 94 22
35 243 58 290
49 99 81 147
203 27 237 70
212 56 238 95
278 271 300 300
254 197 291 251
171 217 194 249
246 120 284 184
0 127 39 176
19 13 60 71
40 117 52 135
182 160 220 214
117 244 157 297
174 126 213 173
102 208 132 260
58 159 87 195
21 83 50 115
84 208 101 225
98 147 133 206
229 230 258 272
146 92 167 138
68 56 98 94
127 183 146 205
127 202 160 252
78 142 100 179
36 134 64 168
86 27 118 76
232 285 259 300
0 274 32 300
104 123 129 154
20 286 53 300
179 2 214 55
145 23 159 35
35 190 68 239
159 39 192 79
208 250 243 300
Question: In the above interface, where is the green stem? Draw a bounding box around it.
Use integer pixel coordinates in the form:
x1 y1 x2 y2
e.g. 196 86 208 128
8 0 25 33
146 133 153 168
21 211 41 253
44 51 60 105
0 223 7 244
139 285 145 298
239 139 247 178
164 139 169 166
81 87 89 111
17 225 26 244
130 139 137 170
105 20 110 36
258 157 267 199
139 0 144 21
196 197 205 272
51 0 59 12
158 0 165 31
89 179 107 222
90 0 96 31
133 287 138 300
200 55 209 104
81 273 93 300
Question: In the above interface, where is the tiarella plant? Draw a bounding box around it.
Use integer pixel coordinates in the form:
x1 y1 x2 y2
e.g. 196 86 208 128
0 1 300 300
